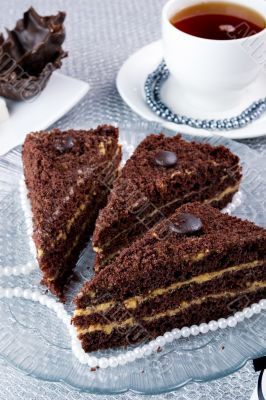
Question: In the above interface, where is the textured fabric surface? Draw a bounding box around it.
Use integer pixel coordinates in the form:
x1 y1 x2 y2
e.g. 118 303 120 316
0 0 264 398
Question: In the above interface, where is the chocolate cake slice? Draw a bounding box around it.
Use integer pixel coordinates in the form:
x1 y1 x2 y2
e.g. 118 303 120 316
73 202 266 352
22 125 121 299
93 133 242 271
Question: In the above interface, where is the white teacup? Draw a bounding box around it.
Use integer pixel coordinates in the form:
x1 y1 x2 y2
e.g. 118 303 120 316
162 0 266 111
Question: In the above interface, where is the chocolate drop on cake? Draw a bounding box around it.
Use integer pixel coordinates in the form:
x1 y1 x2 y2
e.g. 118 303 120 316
169 212 203 234
93 133 242 271
22 125 121 300
154 150 178 167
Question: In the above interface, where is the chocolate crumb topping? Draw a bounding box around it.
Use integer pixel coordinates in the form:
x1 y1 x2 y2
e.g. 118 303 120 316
154 150 177 167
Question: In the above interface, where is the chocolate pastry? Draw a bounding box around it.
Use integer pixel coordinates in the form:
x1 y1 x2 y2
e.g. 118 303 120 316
22 125 121 300
74 202 266 352
92 133 242 272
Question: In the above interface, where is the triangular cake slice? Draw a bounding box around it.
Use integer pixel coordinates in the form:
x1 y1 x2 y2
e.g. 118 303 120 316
93 133 242 271
22 125 121 299
73 202 266 352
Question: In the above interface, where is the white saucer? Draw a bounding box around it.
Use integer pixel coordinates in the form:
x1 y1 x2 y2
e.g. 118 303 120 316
116 40 266 139
0 73 89 155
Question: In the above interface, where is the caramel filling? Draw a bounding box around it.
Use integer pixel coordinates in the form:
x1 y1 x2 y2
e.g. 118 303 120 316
98 142 106 155
204 183 239 204
78 318 134 335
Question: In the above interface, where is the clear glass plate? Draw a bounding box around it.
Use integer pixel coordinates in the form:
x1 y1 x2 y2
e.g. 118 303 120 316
0 121 266 395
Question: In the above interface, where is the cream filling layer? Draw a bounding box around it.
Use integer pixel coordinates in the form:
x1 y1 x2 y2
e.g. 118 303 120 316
74 259 263 317
77 280 266 335
93 181 240 255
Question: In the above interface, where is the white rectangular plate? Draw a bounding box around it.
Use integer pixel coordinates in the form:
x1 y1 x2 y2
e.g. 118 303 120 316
0 72 89 155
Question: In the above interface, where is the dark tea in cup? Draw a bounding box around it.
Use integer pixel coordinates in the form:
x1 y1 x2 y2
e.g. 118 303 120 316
171 2 266 40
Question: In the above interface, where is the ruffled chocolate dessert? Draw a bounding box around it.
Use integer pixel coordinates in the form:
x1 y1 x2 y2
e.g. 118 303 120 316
0 7 67 100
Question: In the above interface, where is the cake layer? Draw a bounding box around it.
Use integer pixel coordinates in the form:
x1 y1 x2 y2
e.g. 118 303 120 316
78 282 266 334
93 133 241 271
77 286 266 352
22 125 121 299
73 261 265 326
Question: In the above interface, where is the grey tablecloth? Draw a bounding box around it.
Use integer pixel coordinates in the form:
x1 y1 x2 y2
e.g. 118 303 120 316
0 0 264 398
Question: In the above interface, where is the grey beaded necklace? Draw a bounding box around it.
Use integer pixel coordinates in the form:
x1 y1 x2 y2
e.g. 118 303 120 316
145 60 266 131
